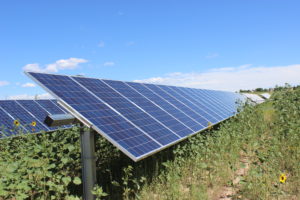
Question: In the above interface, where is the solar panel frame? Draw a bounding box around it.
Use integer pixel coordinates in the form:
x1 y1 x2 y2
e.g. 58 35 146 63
26 72 243 161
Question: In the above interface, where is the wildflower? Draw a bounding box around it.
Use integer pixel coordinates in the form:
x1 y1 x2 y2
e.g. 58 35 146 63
14 120 20 127
207 122 213 130
31 121 37 127
279 173 287 183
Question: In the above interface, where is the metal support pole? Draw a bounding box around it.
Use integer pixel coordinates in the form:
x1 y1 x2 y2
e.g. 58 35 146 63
80 126 97 200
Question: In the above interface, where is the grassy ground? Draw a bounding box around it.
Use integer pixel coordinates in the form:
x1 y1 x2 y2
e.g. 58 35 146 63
137 88 300 200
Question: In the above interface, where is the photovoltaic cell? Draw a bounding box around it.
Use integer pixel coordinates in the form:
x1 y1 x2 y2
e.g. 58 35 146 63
173 86 229 119
125 82 204 132
0 107 27 136
27 72 244 161
185 88 233 117
157 85 220 123
191 89 234 115
143 84 210 128
73 77 180 145
37 100 67 115
101 80 193 137
204 90 237 111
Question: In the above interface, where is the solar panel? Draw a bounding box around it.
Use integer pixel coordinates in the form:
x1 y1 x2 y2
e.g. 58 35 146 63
100 80 193 138
260 93 271 99
156 85 221 123
243 93 265 104
0 106 27 136
27 72 244 161
170 86 229 119
143 83 210 128
73 77 180 145
0 100 73 137
36 99 68 115
126 82 204 132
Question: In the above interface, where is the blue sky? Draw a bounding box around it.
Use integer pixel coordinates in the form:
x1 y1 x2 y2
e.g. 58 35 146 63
0 0 300 99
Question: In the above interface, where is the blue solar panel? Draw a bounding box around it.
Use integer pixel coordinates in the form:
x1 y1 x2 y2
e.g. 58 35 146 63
0 106 27 137
172 86 229 119
0 100 74 138
27 72 243 161
125 82 204 132
183 88 233 118
191 89 234 114
36 99 67 115
0 101 50 133
143 84 210 128
202 90 237 111
73 77 180 145
27 73 161 158
17 100 71 131
157 85 221 124
101 80 193 138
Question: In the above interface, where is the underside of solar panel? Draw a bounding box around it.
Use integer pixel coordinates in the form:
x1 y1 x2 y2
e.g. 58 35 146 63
0 99 72 137
27 72 244 161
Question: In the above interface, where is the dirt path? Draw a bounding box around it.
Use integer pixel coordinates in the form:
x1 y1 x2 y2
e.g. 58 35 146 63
217 153 250 200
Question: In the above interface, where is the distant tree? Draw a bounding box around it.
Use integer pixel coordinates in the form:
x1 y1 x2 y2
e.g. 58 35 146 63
255 88 264 92
274 85 284 91
284 83 292 88
239 89 251 93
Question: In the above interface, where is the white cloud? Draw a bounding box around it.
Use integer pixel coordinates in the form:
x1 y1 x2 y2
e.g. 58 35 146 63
7 93 53 100
206 53 219 59
134 64 300 91
103 61 115 67
98 41 105 47
21 83 36 88
0 81 9 87
23 58 88 73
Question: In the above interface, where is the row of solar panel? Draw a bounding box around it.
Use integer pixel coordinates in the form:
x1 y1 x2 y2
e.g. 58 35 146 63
243 93 265 104
0 100 71 137
28 72 245 161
